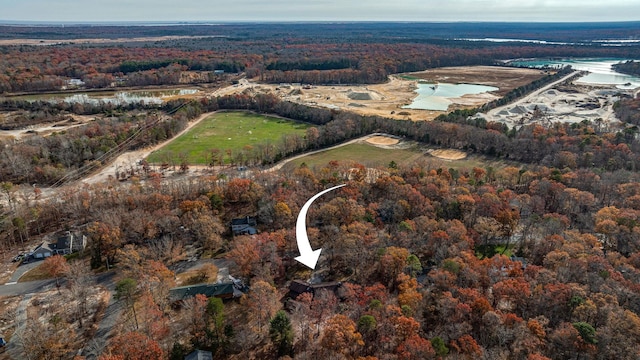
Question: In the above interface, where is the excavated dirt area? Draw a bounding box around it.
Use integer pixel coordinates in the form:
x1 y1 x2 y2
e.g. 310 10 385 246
236 66 547 121
406 65 549 96
478 82 631 130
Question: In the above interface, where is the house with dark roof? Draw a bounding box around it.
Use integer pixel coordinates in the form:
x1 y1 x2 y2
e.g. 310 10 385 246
29 231 87 260
185 350 213 360
31 242 54 259
231 216 257 235
51 231 86 255
169 280 246 304
288 280 344 299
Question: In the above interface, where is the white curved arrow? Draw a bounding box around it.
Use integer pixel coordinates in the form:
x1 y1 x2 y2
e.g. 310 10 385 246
295 184 346 269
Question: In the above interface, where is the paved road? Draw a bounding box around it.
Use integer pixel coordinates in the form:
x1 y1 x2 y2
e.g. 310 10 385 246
80 296 121 360
5 293 33 359
79 271 118 360
4 261 42 284
0 279 55 297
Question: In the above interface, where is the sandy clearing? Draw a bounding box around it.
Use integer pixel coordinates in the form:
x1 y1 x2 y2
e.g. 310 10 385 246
477 71 634 130
0 114 97 139
428 149 468 160
366 136 400 146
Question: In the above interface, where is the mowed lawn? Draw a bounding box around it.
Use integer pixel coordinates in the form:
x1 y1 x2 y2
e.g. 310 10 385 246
148 111 309 164
283 143 425 170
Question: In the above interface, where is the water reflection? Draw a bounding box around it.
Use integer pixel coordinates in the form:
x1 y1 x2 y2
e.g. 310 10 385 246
403 83 499 111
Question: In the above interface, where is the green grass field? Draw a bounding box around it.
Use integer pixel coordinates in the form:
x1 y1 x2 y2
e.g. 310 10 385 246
148 111 310 164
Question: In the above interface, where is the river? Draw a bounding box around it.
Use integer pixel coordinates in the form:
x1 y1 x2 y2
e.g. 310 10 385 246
508 58 640 89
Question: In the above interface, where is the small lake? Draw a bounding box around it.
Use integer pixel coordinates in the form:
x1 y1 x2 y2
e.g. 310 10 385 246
403 83 499 111
12 89 200 105
509 58 640 89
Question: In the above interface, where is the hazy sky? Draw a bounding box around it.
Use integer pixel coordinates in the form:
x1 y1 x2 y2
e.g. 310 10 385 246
1 0 640 22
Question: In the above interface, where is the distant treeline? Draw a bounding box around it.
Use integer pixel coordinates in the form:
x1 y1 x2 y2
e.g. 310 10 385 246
3 23 640 93
119 59 189 74
265 58 353 72
2 22 640 42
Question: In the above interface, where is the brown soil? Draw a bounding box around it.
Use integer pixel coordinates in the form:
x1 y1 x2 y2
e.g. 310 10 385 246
429 149 468 160
366 136 400 146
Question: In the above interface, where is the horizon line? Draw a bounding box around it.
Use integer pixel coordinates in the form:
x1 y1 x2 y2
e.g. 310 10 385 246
1 20 640 26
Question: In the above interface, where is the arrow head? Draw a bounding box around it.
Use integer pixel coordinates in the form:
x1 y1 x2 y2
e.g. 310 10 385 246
295 248 322 269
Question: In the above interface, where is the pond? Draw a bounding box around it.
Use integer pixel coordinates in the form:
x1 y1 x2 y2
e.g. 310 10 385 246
403 83 499 111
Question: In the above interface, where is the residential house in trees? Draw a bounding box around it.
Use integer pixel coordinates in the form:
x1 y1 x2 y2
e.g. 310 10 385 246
29 231 87 261
30 242 55 259
51 231 87 255
288 279 345 299
230 216 257 235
